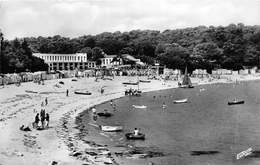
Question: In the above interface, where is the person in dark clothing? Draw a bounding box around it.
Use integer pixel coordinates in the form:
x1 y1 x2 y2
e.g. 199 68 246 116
66 89 69 97
45 113 50 128
45 97 48 105
34 113 40 128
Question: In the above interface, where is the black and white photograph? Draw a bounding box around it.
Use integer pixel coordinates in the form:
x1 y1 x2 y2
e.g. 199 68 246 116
1 0 260 164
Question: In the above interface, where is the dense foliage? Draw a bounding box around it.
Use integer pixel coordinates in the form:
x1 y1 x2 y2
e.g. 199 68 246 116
1 23 260 73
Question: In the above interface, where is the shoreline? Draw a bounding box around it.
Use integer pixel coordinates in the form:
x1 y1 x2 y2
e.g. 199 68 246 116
1 75 260 164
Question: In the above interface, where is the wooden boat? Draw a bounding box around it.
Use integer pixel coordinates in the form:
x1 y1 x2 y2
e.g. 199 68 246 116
25 90 38 93
133 105 147 109
122 82 139 85
228 101 245 105
16 94 29 97
74 91 92 95
125 133 145 140
97 112 113 117
101 126 123 132
173 98 188 104
139 80 151 83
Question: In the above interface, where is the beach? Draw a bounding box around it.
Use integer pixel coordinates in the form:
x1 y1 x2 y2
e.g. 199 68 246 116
1 74 260 165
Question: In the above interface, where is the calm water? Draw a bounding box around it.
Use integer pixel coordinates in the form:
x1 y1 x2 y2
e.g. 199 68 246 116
82 81 260 165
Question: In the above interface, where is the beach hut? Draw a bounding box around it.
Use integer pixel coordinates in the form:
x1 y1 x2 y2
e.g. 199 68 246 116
0 77 3 85
27 73 33 81
239 69 244 75
232 71 239 75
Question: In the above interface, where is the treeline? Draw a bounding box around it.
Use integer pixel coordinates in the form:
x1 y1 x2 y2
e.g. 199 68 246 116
1 23 260 73
1 37 49 74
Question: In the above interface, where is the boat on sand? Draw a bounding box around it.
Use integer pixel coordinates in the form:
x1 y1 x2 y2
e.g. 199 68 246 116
97 112 113 117
173 98 188 104
25 90 38 93
74 91 92 95
100 126 123 132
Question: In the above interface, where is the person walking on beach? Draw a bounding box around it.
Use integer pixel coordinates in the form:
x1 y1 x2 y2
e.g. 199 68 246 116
34 113 40 128
66 89 69 97
45 113 50 128
45 97 48 106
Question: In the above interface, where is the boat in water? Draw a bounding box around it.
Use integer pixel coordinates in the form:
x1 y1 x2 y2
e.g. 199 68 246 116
125 133 145 140
173 98 188 104
133 105 147 109
97 112 113 117
74 91 92 95
179 67 194 88
100 126 123 132
228 100 245 105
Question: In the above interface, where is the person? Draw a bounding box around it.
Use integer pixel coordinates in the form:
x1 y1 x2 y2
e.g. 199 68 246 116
134 128 139 136
45 113 50 128
234 99 237 103
45 97 48 106
110 100 113 107
101 87 104 94
66 89 69 97
92 108 97 114
34 113 40 128
162 103 166 108
41 102 44 107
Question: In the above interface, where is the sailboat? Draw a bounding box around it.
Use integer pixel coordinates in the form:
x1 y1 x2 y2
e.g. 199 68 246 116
179 67 194 88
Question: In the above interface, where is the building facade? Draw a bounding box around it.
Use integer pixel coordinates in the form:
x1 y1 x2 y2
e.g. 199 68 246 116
33 53 96 70
99 55 121 67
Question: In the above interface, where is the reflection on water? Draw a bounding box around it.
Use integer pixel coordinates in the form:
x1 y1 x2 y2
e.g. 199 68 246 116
82 81 260 165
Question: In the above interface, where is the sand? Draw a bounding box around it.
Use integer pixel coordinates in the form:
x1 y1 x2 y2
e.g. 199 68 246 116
1 74 260 165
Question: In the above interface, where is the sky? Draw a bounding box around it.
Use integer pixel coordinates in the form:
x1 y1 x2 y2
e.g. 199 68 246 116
1 0 260 40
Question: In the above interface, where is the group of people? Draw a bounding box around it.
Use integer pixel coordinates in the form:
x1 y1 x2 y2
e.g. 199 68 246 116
33 109 50 129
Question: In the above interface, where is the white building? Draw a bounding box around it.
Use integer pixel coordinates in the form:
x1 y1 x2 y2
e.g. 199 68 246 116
33 53 96 70
99 55 121 67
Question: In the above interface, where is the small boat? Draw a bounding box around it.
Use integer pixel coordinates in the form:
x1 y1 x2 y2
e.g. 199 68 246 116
122 82 139 85
228 101 245 105
133 105 147 109
97 112 113 117
125 133 145 140
25 90 38 93
173 98 188 104
74 91 92 95
139 80 151 83
101 126 123 132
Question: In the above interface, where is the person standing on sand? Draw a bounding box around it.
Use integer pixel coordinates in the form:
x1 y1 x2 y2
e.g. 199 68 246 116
45 113 50 128
34 113 40 128
45 97 48 106
66 89 69 97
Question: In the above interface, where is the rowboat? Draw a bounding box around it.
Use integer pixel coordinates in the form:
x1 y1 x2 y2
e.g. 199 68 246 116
125 133 145 140
228 101 245 105
122 82 139 85
25 90 38 93
74 91 92 95
100 126 123 132
97 112 113 117
173 98 188 104
139 80 151 83
133 105 147 109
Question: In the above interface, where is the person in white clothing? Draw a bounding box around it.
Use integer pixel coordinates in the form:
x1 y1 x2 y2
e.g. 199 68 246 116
134 128 139 136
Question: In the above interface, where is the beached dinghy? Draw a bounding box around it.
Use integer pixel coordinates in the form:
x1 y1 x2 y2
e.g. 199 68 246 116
122 82 139 85
139 80 151 83
74 91 92 95
25 90 38 93
173 98 188 104
101 126 123 132
228 100 245 105
125 133 145 140
133 105 147 109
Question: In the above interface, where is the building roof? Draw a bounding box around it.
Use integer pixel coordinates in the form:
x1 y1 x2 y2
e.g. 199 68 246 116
102 55 117 58
33 53 86 56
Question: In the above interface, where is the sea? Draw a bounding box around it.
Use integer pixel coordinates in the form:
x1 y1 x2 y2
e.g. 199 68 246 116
81 80 260 165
